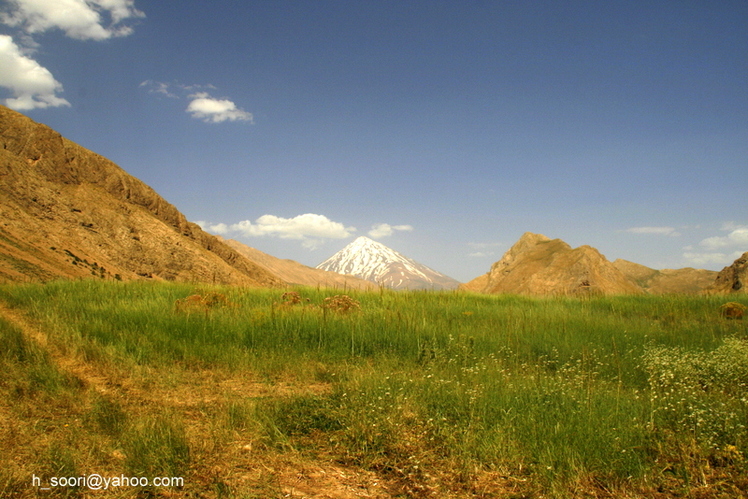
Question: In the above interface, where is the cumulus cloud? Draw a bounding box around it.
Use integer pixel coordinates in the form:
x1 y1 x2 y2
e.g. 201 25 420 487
139 82 252 124
625 226 681 237
682 250 745 267
186 92 253 123
1 0 145 40
198 214 355 250
698 227 748 251
367 223 413 239
0 1 143 110
0 35 70 110
196 222 229 235
682 223 748 267
231 214 354 239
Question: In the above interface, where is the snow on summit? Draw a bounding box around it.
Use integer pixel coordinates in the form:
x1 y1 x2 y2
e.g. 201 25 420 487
317 237 460 290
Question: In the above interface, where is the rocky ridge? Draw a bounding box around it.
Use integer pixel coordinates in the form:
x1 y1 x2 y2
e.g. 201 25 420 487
0 105 283 286
463 232 742 296
612 259 718 294
462 232 643 295
705 252 748 295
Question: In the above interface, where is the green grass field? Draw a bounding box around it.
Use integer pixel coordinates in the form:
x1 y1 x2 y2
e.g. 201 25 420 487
0 280 746 498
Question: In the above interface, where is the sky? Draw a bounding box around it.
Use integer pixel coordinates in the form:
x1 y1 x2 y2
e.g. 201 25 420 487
1 0 746 282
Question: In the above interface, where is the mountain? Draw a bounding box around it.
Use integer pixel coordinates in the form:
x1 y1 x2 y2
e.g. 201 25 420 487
219 237 376 290
316 236 460 290
0 105 283 286
461 232 642 295
613 259 718 294
704 251 748 295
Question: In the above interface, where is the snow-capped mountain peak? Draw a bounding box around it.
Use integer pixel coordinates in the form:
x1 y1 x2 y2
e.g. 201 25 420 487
316 236 460 290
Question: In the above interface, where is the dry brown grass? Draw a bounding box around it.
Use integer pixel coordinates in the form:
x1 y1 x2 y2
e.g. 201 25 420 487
322 294 361 314
0 301 401 499
174 292 232 314
721 302 746 319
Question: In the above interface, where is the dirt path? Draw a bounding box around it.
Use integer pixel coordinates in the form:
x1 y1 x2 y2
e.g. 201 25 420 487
0 301 115 394
0 301 400 498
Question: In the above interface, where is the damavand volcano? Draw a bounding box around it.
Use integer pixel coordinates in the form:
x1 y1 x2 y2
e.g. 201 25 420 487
317 236 460 290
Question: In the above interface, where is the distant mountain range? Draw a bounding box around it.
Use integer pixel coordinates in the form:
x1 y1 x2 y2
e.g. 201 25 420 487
461 232 641 295
612 258 718 294
219 237 376 290
462 232 726 296
317 236 460 290
0 104 745 295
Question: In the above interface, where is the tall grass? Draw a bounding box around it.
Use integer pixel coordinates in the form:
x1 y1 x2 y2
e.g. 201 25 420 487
0 280 746 496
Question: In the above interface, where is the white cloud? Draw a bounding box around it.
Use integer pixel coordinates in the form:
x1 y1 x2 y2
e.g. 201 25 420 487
720 221 745 231
197 214 355 249
699 227 748 251
139 80 179 99
682 251 745 267
367 223 413 239
682 223 748 267
207 222 229 235
468 241 503 249
467 242 502 257
0 34 69 110
186 92 253 123
1 0 145 41
625 226 681 237
139 81 218 99
231 214 354 240
139 83 252 125
0 1 143 110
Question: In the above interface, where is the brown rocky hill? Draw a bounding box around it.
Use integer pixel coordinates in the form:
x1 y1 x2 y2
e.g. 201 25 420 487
461 232 642 295
613 259 718 294
0 105 283 286
219 237 377 290
704 252 748 295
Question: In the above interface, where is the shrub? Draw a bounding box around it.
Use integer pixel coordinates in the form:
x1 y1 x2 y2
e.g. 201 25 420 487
721 302 746 320
322 295 361 314
174 292 231 314
280 291 303 306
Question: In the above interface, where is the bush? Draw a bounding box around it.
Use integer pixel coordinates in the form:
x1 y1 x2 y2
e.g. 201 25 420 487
721 302 746 320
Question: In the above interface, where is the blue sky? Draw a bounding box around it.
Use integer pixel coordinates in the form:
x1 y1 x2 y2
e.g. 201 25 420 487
1 1 747 282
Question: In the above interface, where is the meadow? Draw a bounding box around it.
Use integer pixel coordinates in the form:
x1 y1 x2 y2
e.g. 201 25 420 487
0 280 746 498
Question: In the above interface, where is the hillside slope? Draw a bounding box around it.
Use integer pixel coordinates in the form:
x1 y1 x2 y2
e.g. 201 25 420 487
220 237 376 290
704 251 748 295
462 232 642 295
0 105 283 286
613 259 717 294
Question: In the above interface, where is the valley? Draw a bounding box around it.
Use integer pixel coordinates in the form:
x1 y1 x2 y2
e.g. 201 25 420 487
1 281 747 498
1 103 748 499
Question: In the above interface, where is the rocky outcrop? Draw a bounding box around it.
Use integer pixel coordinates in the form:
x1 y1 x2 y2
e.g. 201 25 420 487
705 252 748 295
0 105 284 286
462 232 642 295
613 259 717 294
